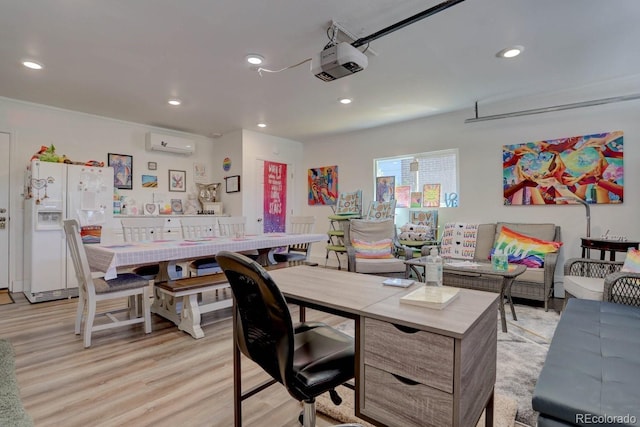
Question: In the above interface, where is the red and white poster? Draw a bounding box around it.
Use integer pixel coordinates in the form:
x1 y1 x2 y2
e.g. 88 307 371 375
264 161 287 233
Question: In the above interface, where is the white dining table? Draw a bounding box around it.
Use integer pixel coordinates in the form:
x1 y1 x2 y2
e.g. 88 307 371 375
84 233 326 280
83 233 326 339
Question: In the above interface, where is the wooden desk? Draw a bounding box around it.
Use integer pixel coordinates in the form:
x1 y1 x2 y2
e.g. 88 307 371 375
581 237 639 261
238 266 498 427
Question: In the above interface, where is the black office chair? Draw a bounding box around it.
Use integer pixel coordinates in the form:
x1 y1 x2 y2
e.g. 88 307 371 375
216 251 359 427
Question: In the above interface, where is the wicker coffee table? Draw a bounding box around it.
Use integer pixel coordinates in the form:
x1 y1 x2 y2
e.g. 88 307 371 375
405 257 526 332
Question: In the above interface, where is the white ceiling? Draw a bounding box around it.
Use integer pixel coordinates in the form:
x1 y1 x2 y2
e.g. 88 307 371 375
2 0 640 142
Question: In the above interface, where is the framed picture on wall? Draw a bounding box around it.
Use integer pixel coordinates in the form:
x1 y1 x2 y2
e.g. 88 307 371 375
225 175 240 193
108 153 133 190
168 169 186 192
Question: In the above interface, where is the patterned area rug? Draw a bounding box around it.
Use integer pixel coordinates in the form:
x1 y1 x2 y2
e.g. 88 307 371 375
0 289 14 305
498 304 560 426
329 303 559 427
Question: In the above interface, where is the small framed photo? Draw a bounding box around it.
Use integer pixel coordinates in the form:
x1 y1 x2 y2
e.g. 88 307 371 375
171 199 183 214
108 153 133 190
169 169 186 192
225 175 240 193
147 161 157 171
141 175 158 188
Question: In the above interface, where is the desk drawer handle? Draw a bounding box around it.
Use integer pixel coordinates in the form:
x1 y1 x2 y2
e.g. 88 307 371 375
393 324 419 334
391 373 420 386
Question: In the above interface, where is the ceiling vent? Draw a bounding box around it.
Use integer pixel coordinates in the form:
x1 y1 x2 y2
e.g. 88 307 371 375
145 132 195 155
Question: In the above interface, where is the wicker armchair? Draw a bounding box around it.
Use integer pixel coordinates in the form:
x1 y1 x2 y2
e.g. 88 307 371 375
605 270 640 306
343 219 413 276
563 258 640 307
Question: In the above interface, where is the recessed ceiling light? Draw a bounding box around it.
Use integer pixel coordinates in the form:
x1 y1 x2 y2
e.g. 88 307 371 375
168 99 182 106
246 54 264 65
496 46 524 58
257 123 267 128
338 98 353 105
22 60 43 70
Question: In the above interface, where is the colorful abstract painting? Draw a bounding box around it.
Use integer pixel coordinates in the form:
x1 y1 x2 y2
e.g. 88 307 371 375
503 131 623 205
308 165 338 205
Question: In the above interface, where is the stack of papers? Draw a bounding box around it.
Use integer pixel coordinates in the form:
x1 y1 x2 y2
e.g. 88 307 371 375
445 261 481 268
382 278 415 288
400 286 460 309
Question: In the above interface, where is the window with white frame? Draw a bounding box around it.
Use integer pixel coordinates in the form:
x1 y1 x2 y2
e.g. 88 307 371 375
374 149 459 208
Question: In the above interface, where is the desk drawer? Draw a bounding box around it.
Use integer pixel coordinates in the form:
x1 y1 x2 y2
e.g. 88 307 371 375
362 365 453 427
364 318 454 393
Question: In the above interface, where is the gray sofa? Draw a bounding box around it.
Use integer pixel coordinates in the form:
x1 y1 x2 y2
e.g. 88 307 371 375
425 222 561 311
532 298 640 426
0 339 33 427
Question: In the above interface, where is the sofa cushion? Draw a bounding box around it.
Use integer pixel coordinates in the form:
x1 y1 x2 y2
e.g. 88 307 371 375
563 275 604 300
472 224 498 261
516 266 544 283
532 299 640 426
354 257 406 274
491 226 561 268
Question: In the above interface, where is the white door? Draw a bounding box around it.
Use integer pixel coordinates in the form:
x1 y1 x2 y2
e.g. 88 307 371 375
0 133 10 289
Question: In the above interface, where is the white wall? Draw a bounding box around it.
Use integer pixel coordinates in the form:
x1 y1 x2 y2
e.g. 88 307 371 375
300 76 640 295
0 97 216 291
208 129 304 236
212 130 243 217
241 129 304 234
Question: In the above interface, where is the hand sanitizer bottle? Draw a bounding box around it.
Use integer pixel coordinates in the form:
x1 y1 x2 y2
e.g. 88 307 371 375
425 247 443 286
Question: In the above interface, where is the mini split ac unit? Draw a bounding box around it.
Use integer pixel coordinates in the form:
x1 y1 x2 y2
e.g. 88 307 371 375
145 132 195 155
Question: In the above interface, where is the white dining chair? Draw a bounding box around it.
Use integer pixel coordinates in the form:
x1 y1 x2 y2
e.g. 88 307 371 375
217 216 247 237
121 217 165 241
121 217 182 279
64 219 152 348
217 216 259 258
273 216 316 263
179 216 220 276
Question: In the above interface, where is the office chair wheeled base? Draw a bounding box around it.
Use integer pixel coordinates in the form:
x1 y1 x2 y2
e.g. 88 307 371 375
298 389 362 427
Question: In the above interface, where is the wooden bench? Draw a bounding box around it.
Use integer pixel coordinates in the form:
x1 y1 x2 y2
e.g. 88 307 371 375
152 273 232 339
151 261 319 339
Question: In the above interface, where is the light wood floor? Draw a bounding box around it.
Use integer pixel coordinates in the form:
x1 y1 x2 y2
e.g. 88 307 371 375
1 290 354 427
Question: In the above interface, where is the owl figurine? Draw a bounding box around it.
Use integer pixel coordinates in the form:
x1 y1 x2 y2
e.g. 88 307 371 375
197 183 221 209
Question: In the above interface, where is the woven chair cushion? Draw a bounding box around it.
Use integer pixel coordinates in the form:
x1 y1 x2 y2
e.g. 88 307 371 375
273 252 307 262
93 273 149 294
190 258 219 269
564 275 604 300
134 264 182 277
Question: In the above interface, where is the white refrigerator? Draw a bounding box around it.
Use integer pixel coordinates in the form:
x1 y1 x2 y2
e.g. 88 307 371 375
24 160 114 302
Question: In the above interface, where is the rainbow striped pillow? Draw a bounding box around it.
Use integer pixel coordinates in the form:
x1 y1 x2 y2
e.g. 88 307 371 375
491 226 562 268
353 238 394 259
621 248 640 273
